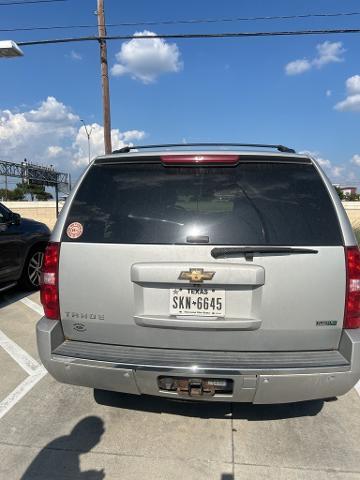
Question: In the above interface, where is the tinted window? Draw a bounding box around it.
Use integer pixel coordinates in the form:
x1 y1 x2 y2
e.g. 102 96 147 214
63 161 342 246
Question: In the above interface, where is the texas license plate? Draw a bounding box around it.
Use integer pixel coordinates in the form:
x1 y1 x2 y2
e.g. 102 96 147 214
170 287 225 317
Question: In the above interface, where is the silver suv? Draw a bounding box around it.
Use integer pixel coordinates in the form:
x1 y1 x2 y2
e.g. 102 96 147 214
37 144 360 403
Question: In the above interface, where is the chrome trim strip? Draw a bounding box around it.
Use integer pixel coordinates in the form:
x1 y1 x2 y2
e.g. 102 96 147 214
51 354 351 376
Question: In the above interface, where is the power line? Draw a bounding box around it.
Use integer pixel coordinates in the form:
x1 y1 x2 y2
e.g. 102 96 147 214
0 23 94 33
16 28 360 46
2 11 360 32
0 0 67 5
82 11 360 25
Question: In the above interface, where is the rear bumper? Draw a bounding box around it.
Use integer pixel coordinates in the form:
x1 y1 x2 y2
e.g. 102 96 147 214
36 317 360 404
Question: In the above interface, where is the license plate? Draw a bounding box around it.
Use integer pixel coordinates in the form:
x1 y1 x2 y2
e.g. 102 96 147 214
170 287 225 317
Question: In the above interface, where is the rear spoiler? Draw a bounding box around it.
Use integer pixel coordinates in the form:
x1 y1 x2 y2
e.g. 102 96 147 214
94 154 311 166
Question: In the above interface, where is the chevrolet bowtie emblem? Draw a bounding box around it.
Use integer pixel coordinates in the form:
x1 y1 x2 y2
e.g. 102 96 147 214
178 268 215 283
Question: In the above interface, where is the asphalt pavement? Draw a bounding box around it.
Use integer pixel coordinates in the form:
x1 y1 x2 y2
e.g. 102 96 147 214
0 289 359 480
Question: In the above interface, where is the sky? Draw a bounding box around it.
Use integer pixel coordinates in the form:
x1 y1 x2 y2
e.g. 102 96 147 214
1 0 360 185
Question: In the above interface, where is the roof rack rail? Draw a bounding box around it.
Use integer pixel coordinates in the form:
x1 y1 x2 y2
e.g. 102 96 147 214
113 143 296 154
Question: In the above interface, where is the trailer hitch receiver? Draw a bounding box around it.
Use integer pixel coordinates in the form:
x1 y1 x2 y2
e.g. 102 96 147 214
158 377 233 397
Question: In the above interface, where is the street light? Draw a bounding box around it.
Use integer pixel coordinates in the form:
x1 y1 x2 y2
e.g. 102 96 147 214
80 120 93 164
0 40 23 58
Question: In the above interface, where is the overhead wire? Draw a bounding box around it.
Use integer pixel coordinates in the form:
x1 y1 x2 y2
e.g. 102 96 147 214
15 28 360 46
0 0 68 5
2 11 360 32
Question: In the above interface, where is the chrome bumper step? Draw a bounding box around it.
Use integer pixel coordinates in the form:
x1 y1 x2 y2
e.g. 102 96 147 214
53 340 350 371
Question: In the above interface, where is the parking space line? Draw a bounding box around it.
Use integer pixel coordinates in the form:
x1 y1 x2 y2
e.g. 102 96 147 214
0 296 48 419
0 330 41 376
20 297 43 316
0 366 46 420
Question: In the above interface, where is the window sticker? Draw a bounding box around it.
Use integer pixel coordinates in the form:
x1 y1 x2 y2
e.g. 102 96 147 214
66 222 83 239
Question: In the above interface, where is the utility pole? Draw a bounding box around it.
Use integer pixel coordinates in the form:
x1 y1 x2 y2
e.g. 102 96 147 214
97 0 112 154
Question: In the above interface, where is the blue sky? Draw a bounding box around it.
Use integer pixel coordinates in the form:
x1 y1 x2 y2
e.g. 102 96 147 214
1 0 360 183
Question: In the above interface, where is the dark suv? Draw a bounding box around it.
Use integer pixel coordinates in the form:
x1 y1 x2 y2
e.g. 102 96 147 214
0 202 50 292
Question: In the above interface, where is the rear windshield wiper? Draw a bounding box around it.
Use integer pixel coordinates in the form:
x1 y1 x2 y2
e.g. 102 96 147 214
211 246 318 260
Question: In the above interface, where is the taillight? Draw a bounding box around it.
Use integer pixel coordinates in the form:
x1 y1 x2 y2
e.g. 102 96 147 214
344 246 360 329
161 154 239 166
40 242 60 320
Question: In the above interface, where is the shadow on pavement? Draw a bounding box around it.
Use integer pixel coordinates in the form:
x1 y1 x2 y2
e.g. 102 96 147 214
20 416 105 480
0 286 35 310
231 399 324 420
94 390 324 420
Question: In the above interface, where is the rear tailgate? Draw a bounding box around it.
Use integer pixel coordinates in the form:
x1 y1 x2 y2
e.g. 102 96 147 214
58 156 346 351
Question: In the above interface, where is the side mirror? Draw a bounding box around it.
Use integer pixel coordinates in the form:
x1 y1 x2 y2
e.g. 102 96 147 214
11 212 21 225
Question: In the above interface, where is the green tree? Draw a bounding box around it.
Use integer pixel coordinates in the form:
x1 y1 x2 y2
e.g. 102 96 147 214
334 186 345 200
0 187 25 201
344 192 360 201
15 182 53 201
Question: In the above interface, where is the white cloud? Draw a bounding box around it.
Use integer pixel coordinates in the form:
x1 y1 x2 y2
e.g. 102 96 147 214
300 150 347 180
25 96 78 123
111 30 183 83
285 59 311 76
0 97 146 174
317 157 331 168
312 41 345 68
73 124 145 166
0 97 78 162
300 150 331 168
332 166 344 178
47 145 64 157
285 41 345 76
335 94 360 111
121 129 146 142
301 150 360 183
68 50 82 61
326 89 332 97
351 154 360 166
335 75 360 111
346 75 360 94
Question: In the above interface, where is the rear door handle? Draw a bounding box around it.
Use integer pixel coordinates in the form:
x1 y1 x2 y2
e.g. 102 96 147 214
131 262 265 286
134 315 262 330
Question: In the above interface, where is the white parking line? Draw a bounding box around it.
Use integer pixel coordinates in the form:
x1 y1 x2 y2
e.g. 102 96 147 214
0 330 40 376
0 367 46 420
20 297 44 316
0 296 46 419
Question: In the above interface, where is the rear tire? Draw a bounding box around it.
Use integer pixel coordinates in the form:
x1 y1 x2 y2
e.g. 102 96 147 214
19 246 45 290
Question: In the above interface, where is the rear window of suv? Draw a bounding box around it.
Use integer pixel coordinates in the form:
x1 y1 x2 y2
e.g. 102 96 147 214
63 160 342 246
